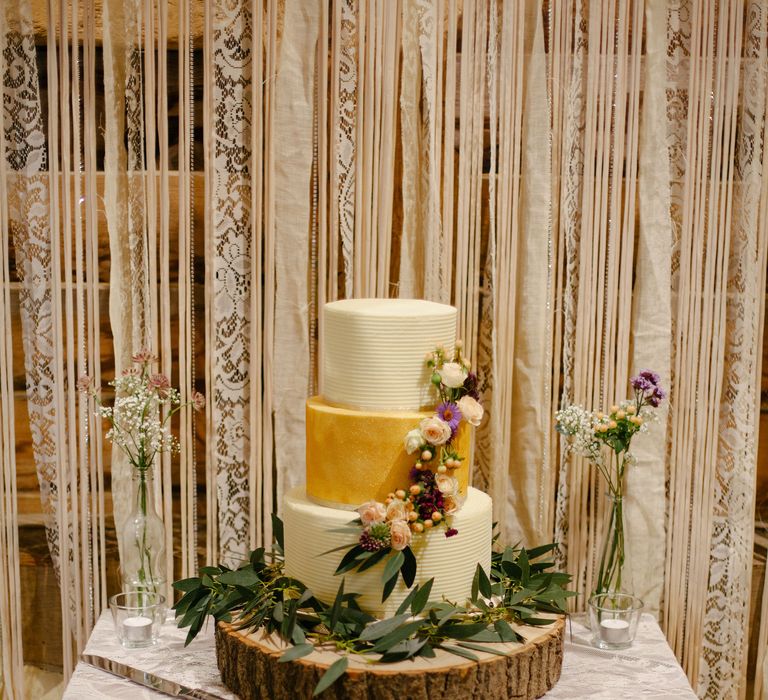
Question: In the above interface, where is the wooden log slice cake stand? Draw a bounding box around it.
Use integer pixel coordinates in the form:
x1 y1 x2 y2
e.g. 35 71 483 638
215 616 564 700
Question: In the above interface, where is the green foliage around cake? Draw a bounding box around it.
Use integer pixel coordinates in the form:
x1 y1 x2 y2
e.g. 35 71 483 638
173 515 575 697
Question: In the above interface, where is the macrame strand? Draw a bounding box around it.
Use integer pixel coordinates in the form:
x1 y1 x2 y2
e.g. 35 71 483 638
202 0 216 566
83 0 105 628
177 0 197 578
157 0 175 600
248 0 265 550
0 7 25 693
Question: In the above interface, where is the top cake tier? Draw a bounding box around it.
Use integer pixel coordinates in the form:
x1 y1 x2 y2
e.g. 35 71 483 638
322 299 457 411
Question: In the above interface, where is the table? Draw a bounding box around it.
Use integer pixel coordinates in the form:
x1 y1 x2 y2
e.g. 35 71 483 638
64 612 695 699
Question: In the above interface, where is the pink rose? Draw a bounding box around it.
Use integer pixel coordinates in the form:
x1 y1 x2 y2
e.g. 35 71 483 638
357 500 387 526
389 520 412 551
386 499 408 522
419 416 452 446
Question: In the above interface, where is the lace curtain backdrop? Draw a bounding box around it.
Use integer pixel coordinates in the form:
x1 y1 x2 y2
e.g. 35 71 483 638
0 1 766 698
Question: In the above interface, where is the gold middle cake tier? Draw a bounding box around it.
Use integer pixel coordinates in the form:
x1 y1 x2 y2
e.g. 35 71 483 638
306 396 472 508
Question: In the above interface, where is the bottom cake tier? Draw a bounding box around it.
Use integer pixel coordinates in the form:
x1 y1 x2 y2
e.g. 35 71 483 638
283 485 492 618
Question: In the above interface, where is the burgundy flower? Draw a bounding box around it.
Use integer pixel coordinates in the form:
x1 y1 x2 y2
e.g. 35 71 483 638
463 372 480 400
445 528 458 538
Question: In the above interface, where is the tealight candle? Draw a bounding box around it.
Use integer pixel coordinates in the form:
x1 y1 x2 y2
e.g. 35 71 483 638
599 618 630 644
123 615 153 643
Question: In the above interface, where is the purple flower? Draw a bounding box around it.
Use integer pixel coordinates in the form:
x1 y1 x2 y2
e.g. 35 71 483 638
630 370 666 407
639 369 661 386
648 386 666 407
630 374 654 393
437 402 462 435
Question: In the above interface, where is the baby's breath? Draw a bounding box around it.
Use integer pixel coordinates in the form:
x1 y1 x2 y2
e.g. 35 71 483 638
78 351 204 471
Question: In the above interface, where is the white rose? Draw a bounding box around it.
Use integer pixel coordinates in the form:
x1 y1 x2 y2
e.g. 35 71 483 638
438 362 468 388
389 520 412 551
386 499 408 522
403 428 424 454
357 500 387 526
457 395 484 427
435 474 459 495
419 416 452 446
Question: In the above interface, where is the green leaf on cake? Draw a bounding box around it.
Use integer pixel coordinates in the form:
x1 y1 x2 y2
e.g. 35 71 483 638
356 546 391 573
518 548 531 585
525 542 557 559
381 571 399 602
329 579 345 632
319 542 362 557
217 568 262 588
312 656 348 696
400 546 417 588
441 622 489 640
249 547 266 567
419 642 436 658
438 644 478 661
278 643 314 663
395 585 420 616
359 613 412 641
477 564 492 598
378 638 428 663
382 550 405 584
334 544 368 575
494 619 522 643
411 578 434 615
368 620 425 653
457 641 510 657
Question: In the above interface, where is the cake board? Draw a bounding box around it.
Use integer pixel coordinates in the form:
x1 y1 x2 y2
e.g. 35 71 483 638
215 616 564 699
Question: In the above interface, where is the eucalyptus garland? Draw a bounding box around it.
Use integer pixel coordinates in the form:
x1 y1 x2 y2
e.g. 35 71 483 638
173 516 574 697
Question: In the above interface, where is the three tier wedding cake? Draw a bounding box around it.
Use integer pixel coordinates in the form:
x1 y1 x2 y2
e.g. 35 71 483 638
283 298 493 617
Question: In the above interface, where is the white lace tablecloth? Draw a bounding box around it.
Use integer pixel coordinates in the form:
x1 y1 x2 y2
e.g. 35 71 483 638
65 612 695 699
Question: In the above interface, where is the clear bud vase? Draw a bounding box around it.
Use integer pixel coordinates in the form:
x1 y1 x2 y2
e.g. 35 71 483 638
120 467 166 596
594 493 630 595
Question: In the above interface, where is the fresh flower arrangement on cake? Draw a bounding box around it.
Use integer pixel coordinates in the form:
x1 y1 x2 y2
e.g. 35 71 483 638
174 517 573 696
555 370 665 595
330 341 483 601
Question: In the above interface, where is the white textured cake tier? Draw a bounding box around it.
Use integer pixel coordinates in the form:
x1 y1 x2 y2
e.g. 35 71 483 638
283 486 492 618
321 299 457 410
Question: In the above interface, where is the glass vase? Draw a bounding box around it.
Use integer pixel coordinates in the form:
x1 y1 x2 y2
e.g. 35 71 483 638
594 493 630 595
119 467 166 596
